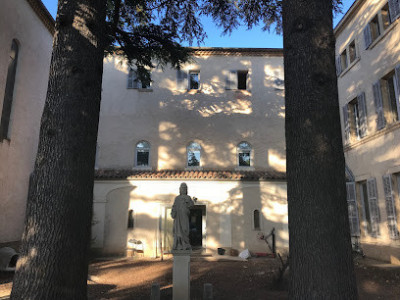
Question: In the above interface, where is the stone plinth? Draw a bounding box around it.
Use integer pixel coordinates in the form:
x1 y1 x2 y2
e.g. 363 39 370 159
172 250 191 300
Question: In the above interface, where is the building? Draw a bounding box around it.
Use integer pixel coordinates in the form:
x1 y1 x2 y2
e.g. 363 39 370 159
0 0 53 248
335 0 400 263
92 49 288 257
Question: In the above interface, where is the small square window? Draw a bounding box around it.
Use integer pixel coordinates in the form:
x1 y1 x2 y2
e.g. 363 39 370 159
189 71 200 90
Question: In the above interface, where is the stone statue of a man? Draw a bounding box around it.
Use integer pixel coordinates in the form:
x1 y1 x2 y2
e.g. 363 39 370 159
171 183 197 251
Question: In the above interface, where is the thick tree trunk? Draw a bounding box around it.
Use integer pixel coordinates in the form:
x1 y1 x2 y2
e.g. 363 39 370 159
282 1 358 299
11 1 106 299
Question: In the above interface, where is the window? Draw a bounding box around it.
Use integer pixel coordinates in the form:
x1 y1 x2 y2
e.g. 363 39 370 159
340 50 348 71
364 2 400 49
127 68 151 89
237 142 251 167
187 142 201 167
342 92 367 144
189 71 200 90
135 141 150 167
382 174 399 239
1 39 19 141
349 41 357 64
253 210 261 230
226 70 248 90
336 40 358 76
360 178 381 237
127 209 134 229
373 67 400 130
346 182 360 237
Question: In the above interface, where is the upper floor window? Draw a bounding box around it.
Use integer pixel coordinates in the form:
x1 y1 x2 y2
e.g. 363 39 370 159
226 70 248 90
187 142 201 167
336 40 358 76
364 1 399 49
135 141 150 167
237 142 252 167
342 93 367 144
189 71 200 90
373 66 400 130
127 68 151 89
1 39 19 141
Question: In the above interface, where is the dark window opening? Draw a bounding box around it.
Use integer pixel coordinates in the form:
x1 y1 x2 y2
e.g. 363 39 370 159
349 41 357 63
237 71 247 90
128 209 134 229
254 210 260 230
1 39 19 141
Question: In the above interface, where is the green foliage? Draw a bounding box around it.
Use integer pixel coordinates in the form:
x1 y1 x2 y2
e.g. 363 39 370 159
104 0 344 81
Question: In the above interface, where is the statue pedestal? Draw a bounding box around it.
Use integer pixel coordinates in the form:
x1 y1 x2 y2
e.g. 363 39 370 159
172 250 191 300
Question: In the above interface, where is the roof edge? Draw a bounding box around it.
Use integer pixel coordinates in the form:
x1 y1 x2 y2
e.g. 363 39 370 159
27 0 55 35
334 0 364 36
188 47 283 56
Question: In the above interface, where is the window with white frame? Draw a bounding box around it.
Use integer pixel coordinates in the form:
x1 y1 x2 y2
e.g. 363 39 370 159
342 92 367 144
372 66 400 130
364 1 400 49
187 142 201 167
237 142 252 167
135 141 150 167
226 70 249 90
127 68 151 89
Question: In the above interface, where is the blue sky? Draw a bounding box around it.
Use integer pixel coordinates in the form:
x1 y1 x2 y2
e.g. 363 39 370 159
41 0 355 48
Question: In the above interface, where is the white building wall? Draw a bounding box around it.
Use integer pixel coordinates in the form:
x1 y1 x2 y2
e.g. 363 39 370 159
335 0 400 262
0 0 53 244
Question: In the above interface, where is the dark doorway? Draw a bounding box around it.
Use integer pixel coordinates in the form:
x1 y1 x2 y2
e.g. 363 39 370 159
189 205 205 249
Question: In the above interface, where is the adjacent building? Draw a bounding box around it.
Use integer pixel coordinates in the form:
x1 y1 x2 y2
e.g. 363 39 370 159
0 0 53 248
335 0 400 263
92 49 288 257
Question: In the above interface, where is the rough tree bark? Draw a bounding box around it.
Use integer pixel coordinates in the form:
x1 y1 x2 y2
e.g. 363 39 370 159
282 0 358 298
11 0 106 299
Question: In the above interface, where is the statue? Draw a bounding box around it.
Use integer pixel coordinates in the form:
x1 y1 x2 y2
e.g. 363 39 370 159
171 183 197 250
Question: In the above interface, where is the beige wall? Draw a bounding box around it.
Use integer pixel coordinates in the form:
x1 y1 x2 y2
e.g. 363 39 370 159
0 0 52 244
92 180 288 257
336 0 400 261
97 53 285 172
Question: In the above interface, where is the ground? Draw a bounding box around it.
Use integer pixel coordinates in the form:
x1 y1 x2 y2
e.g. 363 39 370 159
1 256 400 299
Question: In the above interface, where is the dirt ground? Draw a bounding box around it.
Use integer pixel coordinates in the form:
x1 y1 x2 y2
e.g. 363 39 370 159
1 255 400 299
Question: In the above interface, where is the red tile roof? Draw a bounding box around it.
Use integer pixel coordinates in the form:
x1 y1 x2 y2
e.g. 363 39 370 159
95 169 286 181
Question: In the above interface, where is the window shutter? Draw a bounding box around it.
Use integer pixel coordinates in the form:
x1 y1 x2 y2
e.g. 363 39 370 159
372 81 386 130
357 92 368 138
382 174 399 239
342 105 350 144
346 182 360 237
363 24 372 49
336 56 342 76
395 65 400 120
177 70 188 90
226 70 237 90
366 178 381 237
388 0 400 23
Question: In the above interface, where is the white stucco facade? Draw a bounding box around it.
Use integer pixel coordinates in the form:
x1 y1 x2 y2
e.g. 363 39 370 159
0 0 53 245
94 49 288 257
335 0 400 263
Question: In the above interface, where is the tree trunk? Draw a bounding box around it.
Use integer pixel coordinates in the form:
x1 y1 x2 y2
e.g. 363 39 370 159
11 0 106 299
282 1 358 299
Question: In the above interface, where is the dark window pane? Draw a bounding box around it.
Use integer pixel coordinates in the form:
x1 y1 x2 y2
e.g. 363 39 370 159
137 150 149 166
239 152 250 166
189 72 199 89
128 210 134 229
237 71 247 90
254 210 260 230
